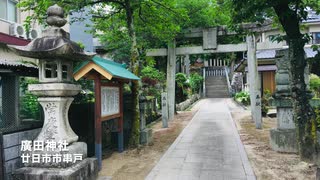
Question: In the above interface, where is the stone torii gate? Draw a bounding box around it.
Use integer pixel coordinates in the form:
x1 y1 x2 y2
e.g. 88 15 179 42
147 27 282 129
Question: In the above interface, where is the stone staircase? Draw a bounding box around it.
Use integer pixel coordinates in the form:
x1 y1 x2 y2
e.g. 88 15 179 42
205 73 230 98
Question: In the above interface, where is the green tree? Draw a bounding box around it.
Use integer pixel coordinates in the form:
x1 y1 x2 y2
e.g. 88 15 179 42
177 0 231 29
228 0 320 161
18 0 232 146
18 0 187 146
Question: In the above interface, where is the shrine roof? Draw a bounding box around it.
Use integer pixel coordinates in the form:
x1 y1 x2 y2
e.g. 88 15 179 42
73 56 140 81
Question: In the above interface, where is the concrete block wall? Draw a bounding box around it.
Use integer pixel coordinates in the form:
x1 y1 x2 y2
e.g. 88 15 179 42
2 128 41 180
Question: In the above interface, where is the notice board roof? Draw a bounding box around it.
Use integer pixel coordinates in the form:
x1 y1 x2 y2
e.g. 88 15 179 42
73 56 140 81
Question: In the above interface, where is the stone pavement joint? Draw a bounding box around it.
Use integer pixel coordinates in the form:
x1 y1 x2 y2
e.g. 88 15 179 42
145 98 256 180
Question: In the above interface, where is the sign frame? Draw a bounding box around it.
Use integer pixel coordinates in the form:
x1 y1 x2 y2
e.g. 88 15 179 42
100 82 121 121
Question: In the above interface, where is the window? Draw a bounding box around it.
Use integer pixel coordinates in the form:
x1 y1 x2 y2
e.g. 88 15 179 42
0 0 17 22
313 32 320 44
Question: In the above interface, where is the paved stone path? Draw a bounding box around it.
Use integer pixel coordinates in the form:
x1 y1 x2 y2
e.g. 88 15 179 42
145 98 255 180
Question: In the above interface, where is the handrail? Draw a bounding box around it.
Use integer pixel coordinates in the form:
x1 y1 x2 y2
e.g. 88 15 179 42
224 66 232 96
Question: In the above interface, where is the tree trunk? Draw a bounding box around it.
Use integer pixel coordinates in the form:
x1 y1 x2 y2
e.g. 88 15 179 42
288 38 316 161
273 4 317 161
125 0 140 147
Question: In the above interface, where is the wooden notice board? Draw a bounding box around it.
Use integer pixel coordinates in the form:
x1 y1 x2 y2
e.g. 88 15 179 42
94 79 124 170
100 83 121 121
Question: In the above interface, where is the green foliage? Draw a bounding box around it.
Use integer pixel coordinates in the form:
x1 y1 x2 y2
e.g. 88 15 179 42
261 89 272 117
20 93 40 120
140 66 165 86
310 74 320 98
20 77 38 94
140 66 165 110
315 107 320 130
19 77 40 120
176 73 189 90
73 79 95 104
177 0 231 28
175 73 190 103
234 91 250 106
76 41 85 50
189 73 203 94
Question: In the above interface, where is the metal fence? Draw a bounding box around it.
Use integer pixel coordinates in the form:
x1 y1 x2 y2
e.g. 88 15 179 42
0 75 43 135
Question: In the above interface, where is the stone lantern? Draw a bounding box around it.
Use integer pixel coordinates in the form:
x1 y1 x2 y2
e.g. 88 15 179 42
9 4 97 179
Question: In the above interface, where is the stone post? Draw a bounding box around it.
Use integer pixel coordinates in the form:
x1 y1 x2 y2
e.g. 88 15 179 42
139 96 152 144
270 49 298 153
167 40 176 121
246 35 262 129
161 92 168 128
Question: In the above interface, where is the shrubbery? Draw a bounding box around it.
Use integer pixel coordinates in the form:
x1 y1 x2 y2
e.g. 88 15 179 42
175 72 204 103
141 66 165 88
19 77 40 120
261 89 272 117
234 91 250 106
140 66 165 108
175 73 190 103
310 73 320 98
189 73 203 94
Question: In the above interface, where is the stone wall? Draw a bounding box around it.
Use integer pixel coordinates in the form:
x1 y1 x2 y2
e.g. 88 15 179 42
1 128 41 180
176 94 200 111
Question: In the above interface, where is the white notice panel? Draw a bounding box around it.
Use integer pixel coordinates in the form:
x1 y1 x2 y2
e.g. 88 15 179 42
101 86 120 117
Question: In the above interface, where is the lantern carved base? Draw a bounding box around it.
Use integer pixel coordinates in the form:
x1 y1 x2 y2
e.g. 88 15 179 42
12 158 98 180
36 97 78 144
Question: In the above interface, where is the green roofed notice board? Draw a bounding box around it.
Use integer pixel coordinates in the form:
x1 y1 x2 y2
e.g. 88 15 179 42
72 56 139 170
73 56 140 81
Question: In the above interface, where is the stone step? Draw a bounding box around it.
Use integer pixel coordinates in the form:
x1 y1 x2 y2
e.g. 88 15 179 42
206 88 228 91
205 83 227 86
206 89 229 94
206 77 226 80
206 79 227 84
206 93 230 98
206 86 228 90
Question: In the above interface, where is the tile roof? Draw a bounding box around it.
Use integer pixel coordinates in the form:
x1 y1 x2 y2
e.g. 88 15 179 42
0 59 37 68
256 48 318 59
245 65 277 72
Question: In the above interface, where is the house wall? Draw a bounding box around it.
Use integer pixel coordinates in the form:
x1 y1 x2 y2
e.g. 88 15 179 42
0 6 44 180
309 24 320 32
1 128 41 180
0 10 41 36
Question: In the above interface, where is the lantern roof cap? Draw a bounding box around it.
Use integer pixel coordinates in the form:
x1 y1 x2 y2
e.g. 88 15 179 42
8 4 95 61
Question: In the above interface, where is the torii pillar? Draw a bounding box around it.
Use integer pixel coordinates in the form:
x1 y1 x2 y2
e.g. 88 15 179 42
167 40 176 121
246 35 262 129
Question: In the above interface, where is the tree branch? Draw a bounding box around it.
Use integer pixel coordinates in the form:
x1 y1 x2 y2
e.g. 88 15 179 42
149 0 181 16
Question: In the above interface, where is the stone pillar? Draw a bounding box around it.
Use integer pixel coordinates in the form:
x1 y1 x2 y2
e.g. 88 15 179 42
161 92 168 128
246 35 262 129
270 49 298 153
139 96 152 144
167 40 176 121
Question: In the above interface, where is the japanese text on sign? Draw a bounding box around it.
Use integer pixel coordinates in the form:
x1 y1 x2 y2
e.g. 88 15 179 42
101 86 120 116
20 140 83 164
